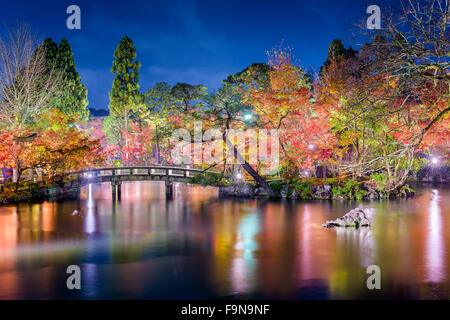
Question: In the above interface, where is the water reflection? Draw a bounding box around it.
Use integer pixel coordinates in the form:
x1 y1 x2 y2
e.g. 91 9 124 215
425 189 445 283
231 212 259 294
0 182 448 299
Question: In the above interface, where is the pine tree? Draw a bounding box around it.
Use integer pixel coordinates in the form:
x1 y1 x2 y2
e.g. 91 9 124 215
105 36 141 147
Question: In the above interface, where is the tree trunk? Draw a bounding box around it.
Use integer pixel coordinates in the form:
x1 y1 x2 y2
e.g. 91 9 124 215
223 135 275 196
13 167 18 183
156 140 161 165
14 169 22 193
155 129 161 165
124 108 128 165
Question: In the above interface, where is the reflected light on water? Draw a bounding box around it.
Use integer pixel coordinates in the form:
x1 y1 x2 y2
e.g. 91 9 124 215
300 204 313 281
0 183 449 299
231 213 259 294
85 184 96 234
425 189 445 283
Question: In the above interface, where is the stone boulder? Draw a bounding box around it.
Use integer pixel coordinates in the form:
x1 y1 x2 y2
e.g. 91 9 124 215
218 182 254 198
322 208 371 228
313 185 332 199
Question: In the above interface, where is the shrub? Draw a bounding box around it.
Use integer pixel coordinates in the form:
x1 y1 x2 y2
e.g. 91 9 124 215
331 179 367 200
189 172 227 186
293 180 314 199
268 180 283 194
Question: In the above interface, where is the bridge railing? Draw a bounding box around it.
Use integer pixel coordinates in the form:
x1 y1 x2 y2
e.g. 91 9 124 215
68 166 215 181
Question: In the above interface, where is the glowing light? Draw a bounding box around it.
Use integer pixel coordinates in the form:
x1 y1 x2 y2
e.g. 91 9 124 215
308 144 315 150
304 170 309 176
431 157 439 164
243 113 253 121
236 173 243 180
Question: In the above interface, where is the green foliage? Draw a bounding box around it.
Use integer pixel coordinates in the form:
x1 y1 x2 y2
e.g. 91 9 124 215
141 82 177 163
331 180 367 200
171 83 207 112
293 180 314 199
39 38 89 123
399 184 415 197
107 36 142 142
370 173 389 191
102 115 122 145
224 63 272 90
268 180 283 193
188 172 228 187
204 82 252 127
320 39 358 74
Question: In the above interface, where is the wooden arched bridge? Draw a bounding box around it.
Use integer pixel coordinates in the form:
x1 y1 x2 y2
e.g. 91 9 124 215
69 166 217 200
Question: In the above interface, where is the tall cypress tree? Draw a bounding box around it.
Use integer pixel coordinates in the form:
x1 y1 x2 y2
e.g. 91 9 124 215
36 38 89 123
105 36 141 146
41 38 58 69
55 38 89 122
320 39 358 74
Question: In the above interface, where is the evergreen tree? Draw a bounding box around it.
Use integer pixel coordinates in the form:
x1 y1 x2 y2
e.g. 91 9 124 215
171 83 207 112
37 38 89 123
41 38 58 69
320 39 358 74
55 38 89 122
105 36 141 146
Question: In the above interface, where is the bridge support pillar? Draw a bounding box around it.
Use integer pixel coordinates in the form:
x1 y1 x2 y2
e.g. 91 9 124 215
165 181 173 200
111 181 117 201
117 181 122 201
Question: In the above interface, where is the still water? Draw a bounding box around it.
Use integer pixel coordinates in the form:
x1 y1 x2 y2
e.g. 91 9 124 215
0 182 449 299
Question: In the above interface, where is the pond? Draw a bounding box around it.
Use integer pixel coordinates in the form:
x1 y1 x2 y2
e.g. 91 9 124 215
0 182 449 299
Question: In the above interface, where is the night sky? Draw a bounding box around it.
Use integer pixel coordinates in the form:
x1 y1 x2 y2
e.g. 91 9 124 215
1 0 396 110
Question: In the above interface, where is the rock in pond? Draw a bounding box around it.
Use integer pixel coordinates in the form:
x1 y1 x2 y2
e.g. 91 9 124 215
322 208 371 228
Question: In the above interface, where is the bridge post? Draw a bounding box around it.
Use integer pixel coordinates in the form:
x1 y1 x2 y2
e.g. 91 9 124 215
117 181 122 201
165 180 173 200
111 181 116 201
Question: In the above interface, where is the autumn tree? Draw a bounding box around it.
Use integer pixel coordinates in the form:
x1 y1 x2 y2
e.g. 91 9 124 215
245 45 333 179
201 81 275 195
121 122 154 165
31 108 108 177
318 0 449 192
0 25 61 183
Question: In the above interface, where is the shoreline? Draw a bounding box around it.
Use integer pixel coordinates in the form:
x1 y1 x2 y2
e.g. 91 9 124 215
1 179 449 206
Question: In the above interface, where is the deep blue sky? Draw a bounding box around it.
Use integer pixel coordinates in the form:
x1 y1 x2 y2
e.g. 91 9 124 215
1 0 396 110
